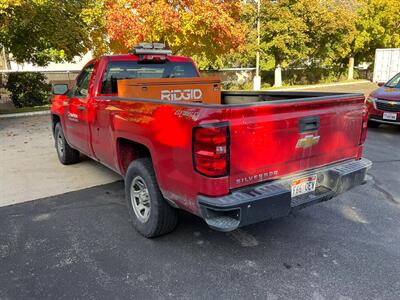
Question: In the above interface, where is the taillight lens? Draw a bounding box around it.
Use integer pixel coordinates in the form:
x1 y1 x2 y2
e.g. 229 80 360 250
193 124 229 177
139 54 167 62
359 105 368 145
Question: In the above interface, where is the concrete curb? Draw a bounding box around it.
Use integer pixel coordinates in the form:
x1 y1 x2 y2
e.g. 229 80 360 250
0 110 50 119
274 80 371 91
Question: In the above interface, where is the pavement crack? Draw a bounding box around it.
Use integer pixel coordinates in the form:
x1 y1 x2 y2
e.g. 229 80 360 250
368 173 399 205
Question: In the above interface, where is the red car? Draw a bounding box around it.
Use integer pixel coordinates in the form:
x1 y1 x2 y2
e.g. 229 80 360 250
50 44 371 237
366 72 400 127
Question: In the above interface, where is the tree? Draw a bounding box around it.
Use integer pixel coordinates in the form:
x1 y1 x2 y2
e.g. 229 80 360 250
105 0 246 69
299 0 357 67
0 0 104 66
219 2 259 68
259 0 309 87
329 0 400 80
80 0 109 58
259 0 360 87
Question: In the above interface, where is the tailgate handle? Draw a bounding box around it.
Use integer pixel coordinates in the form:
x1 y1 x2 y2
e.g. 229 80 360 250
299 116 320 132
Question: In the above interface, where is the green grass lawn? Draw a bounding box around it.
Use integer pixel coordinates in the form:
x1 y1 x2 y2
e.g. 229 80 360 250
0 105 50 115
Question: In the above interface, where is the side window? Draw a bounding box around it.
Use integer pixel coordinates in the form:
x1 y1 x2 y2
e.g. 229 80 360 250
73 64 94 97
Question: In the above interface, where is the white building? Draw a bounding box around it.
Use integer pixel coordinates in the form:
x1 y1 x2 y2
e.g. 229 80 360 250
0 51 93 73
373 48 400 83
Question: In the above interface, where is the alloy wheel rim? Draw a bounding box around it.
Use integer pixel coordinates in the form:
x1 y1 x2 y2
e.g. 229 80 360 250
130 176 151 223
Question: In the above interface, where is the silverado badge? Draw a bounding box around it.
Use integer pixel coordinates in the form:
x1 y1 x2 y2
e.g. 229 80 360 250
296 135 320 149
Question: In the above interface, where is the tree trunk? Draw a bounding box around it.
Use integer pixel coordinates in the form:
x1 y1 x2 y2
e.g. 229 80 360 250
348 56 355 80
274 64 282 88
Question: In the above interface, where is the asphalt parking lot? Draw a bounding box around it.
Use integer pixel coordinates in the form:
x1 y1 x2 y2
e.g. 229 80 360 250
1 83 399 299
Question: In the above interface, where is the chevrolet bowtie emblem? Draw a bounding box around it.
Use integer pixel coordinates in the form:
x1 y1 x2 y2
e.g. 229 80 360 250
296 135 320 149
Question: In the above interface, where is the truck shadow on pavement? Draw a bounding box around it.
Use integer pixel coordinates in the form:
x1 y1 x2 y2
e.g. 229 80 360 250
0 180 399 299
367 124 400 134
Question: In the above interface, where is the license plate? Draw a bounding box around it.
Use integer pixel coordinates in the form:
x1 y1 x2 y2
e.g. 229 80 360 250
291 175 317 197
383 112 397 121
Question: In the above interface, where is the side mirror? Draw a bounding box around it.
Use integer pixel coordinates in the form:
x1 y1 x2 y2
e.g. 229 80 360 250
377 82 385 87
52 84 69 95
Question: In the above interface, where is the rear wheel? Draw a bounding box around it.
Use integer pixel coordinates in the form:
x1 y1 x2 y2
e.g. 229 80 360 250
367 120 381 128
54 122 80 165
125 158 178 238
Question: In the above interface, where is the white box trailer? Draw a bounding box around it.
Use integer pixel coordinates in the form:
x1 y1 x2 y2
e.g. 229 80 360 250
373 48 400 83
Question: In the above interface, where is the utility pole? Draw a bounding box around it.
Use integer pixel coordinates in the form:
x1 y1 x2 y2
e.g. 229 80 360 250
253 0 261 91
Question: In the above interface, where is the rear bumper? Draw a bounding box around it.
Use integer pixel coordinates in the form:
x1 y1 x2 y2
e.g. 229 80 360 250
198 158 372 232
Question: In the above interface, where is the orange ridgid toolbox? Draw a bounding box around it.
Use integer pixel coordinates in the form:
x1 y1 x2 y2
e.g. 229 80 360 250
117 77 221 104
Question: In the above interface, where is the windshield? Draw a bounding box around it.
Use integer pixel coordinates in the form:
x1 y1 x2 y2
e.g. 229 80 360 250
101 60 199 94
385 73 400 88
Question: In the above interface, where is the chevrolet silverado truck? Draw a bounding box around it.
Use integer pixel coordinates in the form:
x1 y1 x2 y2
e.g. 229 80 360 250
51 44 372 237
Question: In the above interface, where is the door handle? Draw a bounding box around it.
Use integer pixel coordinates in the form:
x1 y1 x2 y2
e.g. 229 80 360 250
77 105 85 111
299 116 320 133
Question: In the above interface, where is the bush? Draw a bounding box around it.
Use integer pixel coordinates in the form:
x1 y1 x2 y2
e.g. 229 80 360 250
5 72 51 108
223 81 253 91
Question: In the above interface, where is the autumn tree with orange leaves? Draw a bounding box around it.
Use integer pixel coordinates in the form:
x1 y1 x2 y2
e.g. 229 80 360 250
105 0 247 69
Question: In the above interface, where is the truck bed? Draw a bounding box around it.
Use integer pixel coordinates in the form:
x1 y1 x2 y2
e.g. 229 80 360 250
221 91 364 105
115 90 363 106
106 90 365 191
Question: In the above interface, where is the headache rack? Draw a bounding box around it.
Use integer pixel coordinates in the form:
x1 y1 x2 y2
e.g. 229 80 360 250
131 43 173 55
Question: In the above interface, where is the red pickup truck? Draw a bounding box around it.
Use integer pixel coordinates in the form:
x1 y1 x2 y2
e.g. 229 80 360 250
51 44 372 237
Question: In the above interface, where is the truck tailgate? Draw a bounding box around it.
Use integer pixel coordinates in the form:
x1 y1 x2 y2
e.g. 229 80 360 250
228 96 365 189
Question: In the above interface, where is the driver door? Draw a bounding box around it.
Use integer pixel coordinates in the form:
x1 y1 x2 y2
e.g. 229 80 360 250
64 63 94 155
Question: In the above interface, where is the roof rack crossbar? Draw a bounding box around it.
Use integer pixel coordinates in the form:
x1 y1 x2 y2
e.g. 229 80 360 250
131 43 173 55
134 49 173 55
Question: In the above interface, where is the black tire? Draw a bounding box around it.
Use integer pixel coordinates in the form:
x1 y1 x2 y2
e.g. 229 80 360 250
367 120 381 128
54 122 80 165
125 158 178 238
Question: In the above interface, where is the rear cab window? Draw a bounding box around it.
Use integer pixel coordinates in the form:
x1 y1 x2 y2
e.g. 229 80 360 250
100 60 199 94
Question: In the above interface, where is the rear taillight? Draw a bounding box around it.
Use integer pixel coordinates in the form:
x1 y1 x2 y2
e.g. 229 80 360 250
359 105 368 145
193 124 229 177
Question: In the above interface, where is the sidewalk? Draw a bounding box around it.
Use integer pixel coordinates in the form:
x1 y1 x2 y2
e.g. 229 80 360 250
277 81 377 97
275 80 371 91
